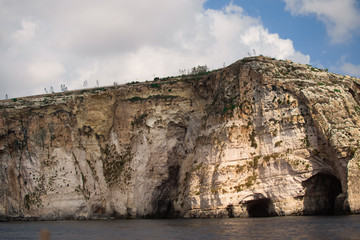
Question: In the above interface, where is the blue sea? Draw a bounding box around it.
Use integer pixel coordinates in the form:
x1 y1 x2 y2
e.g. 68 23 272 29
1 215 360 239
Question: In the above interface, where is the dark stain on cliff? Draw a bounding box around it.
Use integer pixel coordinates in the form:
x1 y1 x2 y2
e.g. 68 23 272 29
149 121 187 218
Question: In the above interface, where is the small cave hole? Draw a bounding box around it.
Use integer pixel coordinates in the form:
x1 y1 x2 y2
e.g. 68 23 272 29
246 198 276 217
226 204 234 218
93 206 105 214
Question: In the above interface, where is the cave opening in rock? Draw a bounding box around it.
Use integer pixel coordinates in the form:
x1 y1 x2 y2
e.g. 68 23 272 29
302 173 342 215
151 165 180 218
246 198 276 217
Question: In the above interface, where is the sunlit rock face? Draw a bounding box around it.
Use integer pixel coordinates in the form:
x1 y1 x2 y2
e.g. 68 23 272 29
1 56 360 220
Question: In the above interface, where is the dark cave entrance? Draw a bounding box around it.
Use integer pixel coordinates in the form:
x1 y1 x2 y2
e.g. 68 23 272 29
246 198 277 217
302 173 342 215
151 165 181 218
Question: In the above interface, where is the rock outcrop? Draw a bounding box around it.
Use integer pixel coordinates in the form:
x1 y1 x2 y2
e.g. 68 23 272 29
1 56 360 220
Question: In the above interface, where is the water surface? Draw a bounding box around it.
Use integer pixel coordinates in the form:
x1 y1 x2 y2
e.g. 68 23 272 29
1 215 359 239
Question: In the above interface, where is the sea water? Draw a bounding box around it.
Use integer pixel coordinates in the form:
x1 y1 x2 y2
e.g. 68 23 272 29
1 215 360 240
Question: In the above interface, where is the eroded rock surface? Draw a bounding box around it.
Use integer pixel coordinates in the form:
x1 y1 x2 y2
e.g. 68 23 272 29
1 56 359 220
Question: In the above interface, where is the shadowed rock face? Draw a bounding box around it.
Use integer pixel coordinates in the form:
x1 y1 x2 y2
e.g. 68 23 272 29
0 56 360 220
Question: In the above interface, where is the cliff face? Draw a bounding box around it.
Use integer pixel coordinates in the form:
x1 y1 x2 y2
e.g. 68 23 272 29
1 56 360 220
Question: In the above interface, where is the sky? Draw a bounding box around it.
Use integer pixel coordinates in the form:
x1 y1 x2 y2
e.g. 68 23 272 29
0 0 359 99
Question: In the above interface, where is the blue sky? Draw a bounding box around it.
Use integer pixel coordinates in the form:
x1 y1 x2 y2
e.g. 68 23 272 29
0 0 359 99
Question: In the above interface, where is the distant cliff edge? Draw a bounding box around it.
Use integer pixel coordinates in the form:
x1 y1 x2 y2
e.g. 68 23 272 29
1 56 360 220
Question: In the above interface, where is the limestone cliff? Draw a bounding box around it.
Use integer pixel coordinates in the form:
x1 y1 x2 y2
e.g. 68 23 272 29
1 56 360 220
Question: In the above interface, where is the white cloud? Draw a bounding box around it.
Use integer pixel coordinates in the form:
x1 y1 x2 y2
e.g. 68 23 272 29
13 20 36 43
240 26 310 64
329 56 360 77
336 56 360 77
26 59 65 83
0 0 310 99
283 0 360 43
341 62 360 77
